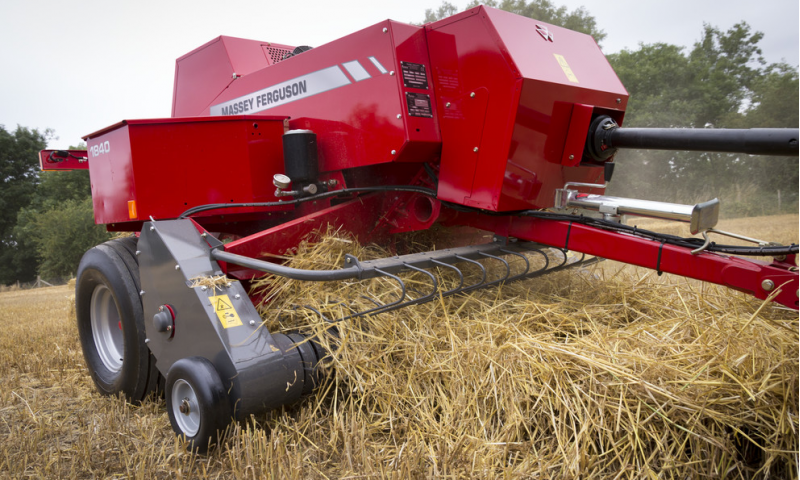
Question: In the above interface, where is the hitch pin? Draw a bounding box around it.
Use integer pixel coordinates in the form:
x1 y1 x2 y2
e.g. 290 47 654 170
691 228 780 255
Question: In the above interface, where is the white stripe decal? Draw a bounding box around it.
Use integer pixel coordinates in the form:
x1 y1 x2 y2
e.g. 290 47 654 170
369 56 388 74
342 60 371 82
210 65 352 116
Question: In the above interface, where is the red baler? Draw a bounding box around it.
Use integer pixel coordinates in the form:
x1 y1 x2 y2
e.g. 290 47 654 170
41 7 798 451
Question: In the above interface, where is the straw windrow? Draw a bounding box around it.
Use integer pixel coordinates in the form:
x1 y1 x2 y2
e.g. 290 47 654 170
246 227 798 478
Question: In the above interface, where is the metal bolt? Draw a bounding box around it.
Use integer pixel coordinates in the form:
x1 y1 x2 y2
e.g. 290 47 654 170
139 290 145 296
470 92 476 98
201 286 207 291
135 250 141 256
249 320 256 326
761 279 775 292
569 154 574 160
389 71 395 76
175 265 180 270
382 27 388 33
445 102 451 108
346 258 351 264
396 114 402 119
179 399 191 415
166 325 172 332
235 294 241 299
200 232 207 238
158 306 164 312
473 147 479 152
144 338 150 344
616 98 621 104
150 226 155 231
391 150 397 155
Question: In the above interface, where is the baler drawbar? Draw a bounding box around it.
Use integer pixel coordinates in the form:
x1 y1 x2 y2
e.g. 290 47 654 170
41 6 798 452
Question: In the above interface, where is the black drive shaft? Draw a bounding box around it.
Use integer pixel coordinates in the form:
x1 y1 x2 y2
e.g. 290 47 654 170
586 115 799 161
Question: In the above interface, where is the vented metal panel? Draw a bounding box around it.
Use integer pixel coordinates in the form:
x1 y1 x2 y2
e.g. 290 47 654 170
265 46 292 64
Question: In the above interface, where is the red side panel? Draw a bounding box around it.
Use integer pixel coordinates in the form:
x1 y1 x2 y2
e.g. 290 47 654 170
427 6 628 211
172 36 295 117
83 116 286 227
196 21 441 172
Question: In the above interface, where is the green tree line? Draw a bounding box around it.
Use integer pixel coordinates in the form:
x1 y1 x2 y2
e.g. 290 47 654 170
0 127 109 285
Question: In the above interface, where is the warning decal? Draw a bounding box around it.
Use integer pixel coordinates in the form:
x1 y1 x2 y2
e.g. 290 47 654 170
553 54 579 84
212 294 243 329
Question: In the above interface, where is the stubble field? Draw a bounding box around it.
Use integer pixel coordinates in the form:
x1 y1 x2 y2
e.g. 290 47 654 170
0 214 797 479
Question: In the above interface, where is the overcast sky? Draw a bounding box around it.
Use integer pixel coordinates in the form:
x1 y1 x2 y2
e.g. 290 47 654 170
1 0 797 148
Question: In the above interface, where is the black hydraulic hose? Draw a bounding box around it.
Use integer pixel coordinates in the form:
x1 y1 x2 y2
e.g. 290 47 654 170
212 249 360 281
178 185 437 218
606 127 799 157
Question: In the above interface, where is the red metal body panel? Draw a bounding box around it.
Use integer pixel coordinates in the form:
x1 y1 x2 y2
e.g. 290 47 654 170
196 21 441 172
427 7 627 210
172 36 296 117
39 149 88 171
83 116 287 227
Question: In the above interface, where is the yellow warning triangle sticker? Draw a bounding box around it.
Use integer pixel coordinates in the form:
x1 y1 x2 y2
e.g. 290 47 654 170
215 297 233 311
210 294 242 329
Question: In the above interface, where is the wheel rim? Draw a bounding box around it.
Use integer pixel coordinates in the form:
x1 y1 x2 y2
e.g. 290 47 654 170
90 284 124 372
172 379 201 437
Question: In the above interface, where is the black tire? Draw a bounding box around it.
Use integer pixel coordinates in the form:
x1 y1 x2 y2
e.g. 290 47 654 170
75 237 162 402
166 357 231 453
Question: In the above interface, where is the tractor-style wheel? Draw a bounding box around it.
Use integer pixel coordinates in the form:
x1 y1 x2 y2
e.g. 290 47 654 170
75 238 162 402
166 357 231 453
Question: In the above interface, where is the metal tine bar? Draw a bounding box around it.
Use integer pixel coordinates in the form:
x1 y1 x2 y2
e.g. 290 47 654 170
342 268 407 320
358 295 383 308
551 248 569 268
454 254 488 292
301 252 601 323
499 248 530 275
477 252 512 286
299 306 341 339
495 248 539 284
371 253 598 316
549 252 590 274
301 305 333 323
345 264 439 318
396 264 439 307
431 259 464 295
507 246 551 274
538 249 550 270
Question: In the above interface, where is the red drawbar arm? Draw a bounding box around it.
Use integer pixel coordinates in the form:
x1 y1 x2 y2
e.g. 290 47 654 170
450 213 799 310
